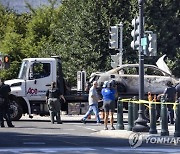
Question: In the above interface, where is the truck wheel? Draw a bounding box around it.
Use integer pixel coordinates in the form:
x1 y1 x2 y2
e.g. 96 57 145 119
9 100 23 121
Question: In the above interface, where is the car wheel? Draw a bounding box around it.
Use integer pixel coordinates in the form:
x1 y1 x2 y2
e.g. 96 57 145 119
9 99 23 121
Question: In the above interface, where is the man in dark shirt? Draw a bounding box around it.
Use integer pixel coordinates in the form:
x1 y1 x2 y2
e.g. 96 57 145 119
0 78 14 127
176 83 180 100
163 81 176 124
46 82 65 124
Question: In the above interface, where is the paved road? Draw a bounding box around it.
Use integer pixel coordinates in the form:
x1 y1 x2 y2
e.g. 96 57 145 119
0 115 180 154
0 119 129 147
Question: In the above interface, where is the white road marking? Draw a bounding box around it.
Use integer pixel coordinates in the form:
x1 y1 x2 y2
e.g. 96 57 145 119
23 142 45 145
76 125 99 132
84 127 97 131
0 147 95 153
1 147 180 153
40 132 70 135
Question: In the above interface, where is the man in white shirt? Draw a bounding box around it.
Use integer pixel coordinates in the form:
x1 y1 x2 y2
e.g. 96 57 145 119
81 81 101 124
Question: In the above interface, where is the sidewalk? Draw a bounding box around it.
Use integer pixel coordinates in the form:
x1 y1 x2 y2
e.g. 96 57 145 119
97 124 176 139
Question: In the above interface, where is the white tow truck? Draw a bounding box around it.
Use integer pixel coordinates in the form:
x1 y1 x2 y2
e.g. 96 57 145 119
5 56 88 120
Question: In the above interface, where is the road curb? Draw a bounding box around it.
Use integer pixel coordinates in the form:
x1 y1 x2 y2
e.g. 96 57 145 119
96 130 133 139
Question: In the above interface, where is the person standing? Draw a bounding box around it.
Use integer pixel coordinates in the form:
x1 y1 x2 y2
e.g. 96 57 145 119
0 78 14 127
176 83 180 101
81 81 101 124
162 81 176 124
46 81 66 124
101 80 116 130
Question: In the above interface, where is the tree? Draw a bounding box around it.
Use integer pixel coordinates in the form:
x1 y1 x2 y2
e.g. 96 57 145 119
145 0 180 77
0 0 179 82
52 0 133 85
22 4 59 58
0 5 28 79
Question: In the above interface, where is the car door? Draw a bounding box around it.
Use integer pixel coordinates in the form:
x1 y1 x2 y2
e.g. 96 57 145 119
26 61 53 101
144 66 171 94
117 66 139 94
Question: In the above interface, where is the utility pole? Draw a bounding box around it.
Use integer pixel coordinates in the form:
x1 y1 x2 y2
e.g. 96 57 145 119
132 0 149 132
118 22 123 66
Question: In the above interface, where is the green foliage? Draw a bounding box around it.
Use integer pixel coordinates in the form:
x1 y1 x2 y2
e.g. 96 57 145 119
0 5 28 79
145 0 180 76
54 0 108 84
0 0 179 84
53 0 134 84
22 6 55 57
0 61 21 80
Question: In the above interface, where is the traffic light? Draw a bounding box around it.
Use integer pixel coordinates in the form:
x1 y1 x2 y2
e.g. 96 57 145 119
4 55 10 69
111 53 119 68
131 17 140 50
109 26 119 49
147 33 157 56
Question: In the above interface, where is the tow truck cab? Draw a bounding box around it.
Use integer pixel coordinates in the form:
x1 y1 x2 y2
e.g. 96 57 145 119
5 56 88 120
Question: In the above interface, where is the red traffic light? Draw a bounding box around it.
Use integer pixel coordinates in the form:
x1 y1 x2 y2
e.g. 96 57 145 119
4 56 9 63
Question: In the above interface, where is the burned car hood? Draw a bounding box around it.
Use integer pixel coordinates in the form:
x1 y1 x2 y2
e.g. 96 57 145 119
156 54 172 75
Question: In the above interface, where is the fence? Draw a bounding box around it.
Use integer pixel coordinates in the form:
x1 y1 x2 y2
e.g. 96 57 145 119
116 96 180 137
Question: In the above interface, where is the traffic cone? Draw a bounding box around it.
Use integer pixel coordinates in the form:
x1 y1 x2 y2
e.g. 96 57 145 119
153 94 157 102
148 92 152 101
88 114 91 119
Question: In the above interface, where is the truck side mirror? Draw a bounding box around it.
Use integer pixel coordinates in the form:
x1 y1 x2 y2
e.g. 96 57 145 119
29 63 34 80
29 72 34 80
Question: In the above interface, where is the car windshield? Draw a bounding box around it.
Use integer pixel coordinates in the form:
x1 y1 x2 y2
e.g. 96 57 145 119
18 60 29 79
144 67 165 76
119 67 138 75
108 65 170 76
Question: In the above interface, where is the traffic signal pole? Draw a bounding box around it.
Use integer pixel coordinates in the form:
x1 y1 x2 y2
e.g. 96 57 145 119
132 0 149 132
118 22 123 66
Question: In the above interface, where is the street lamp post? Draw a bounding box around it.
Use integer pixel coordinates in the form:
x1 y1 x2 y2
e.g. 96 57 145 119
132 0 149 132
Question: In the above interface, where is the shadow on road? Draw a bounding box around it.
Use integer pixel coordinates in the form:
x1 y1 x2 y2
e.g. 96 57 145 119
0 131 129 148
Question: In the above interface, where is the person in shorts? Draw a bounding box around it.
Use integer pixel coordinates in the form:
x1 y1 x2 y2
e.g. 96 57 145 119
101 80 116 130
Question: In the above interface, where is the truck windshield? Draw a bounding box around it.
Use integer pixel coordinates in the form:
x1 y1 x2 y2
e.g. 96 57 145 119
18 60 29 79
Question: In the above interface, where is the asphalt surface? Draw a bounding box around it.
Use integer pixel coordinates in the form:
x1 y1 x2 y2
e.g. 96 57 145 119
0 114 180 154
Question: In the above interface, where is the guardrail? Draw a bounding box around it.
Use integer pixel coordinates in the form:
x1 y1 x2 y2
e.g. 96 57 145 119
116 97 180 137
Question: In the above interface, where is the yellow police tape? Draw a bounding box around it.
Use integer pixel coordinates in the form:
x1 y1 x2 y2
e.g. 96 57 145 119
119 98 179 110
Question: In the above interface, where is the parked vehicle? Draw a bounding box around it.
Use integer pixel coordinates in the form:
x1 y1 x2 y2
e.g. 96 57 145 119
5 56 88 120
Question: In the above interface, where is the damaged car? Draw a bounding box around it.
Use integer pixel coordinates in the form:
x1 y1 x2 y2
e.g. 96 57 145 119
89 55 180 97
